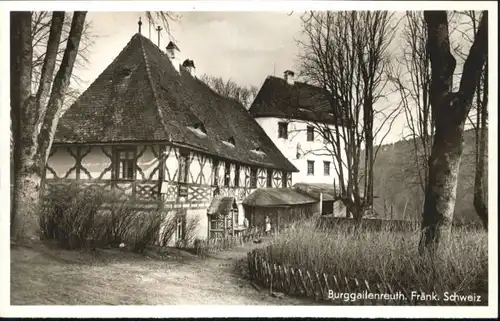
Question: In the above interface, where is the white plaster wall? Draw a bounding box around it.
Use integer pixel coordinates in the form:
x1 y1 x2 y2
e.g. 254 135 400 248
229 163 236 187
189 153 201 184
164 145 179 182
137 145 159 180
80 146 112 179
237 203 245 226
46 147 76 179
159 210 179 247
254 117 348 186
201 156 212 186
187 208 208 243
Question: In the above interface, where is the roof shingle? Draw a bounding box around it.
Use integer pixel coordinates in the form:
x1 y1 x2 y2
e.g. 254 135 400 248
54 33 297 172
249 76 348 126
242 188 317 207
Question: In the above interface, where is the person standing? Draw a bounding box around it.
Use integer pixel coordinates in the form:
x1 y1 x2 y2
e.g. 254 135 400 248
265 216 271 236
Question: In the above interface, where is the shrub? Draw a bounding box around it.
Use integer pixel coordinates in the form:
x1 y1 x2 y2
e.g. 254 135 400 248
265 217 488 299
128 205 165 254
158 212 178 247
40 183 107 249
176 215 201 248
102 194 139 247
40 183 168 252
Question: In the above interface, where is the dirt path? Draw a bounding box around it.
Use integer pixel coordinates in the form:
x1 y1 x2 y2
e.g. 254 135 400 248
11 239 312 305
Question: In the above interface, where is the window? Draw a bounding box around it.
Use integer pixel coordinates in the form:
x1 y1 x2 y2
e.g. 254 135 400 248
282 172 288 188
178 150 189 183
250 168 257 188
224 162 231 186
212 160 220 186
234 164 240 187
307 160 315 176
324 161 331 176
266 169 273 187
115 148 136 180
278 122 288 139
306 126 314 141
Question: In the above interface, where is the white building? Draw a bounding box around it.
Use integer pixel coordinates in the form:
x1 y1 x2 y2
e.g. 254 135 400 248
45 33 298 246
249 70 348 186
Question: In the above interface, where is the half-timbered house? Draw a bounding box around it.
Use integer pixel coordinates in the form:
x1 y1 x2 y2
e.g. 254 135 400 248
45 31 297 245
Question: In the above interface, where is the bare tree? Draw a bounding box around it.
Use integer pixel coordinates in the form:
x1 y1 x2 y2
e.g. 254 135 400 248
11 11 88 240
10 11 178 241
418 11 487 253
10 12 96 230
452 11 488 230
200 74 259 108
389 12 433 202
297 11 398 220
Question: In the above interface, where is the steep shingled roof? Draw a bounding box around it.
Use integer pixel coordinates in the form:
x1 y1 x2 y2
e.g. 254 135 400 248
249 76 348 126
54 33 298 172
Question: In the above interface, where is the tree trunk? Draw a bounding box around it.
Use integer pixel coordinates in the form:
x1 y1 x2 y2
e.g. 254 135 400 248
10 11 87 241
14 167 44 240
474 86 488 230
419 11 487 253
38 12 87 165
10 11 34 239
473 64 488 230
419 105 464 253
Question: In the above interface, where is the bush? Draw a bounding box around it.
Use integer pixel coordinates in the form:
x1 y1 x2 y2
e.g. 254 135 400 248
102 195 139 247
175 215 201 248
129 206 165 254
40 183 107 249
158 212 178 247
40 183 168 252
265 217 488 299
40 183 207 253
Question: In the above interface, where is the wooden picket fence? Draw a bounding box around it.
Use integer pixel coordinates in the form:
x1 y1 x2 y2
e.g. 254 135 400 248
195 228 264 257
195 235 244 256
247 248 480 306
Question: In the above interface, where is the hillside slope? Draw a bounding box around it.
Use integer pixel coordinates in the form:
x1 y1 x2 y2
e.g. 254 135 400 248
372 129 487 225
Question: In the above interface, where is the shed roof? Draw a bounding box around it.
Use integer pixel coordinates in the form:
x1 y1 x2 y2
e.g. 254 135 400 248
292 183 341 201
54 33 297 173
207 196 237 216
242 188 317 207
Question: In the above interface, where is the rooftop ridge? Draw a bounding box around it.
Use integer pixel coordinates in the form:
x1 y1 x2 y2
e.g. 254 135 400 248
55 32 298 172
138 35 172 142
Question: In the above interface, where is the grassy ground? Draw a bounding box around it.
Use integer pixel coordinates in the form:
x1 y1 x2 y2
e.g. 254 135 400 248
265 219 488 304
10 238 313 305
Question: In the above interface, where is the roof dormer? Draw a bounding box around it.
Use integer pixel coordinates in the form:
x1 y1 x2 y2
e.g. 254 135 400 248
251 146 266 156
222 136 236 147
187 121 207 136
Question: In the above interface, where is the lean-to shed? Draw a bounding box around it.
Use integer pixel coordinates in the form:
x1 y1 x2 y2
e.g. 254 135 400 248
242 188 319 233
207 196 240 238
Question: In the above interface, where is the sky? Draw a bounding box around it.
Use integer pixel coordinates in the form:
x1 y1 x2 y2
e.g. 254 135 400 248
69 11 483 145
76 11 302 92
74 11 410 144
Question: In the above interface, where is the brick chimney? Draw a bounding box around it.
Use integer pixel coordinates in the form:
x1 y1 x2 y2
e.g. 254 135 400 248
284 70 295 85
182 59 196 77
